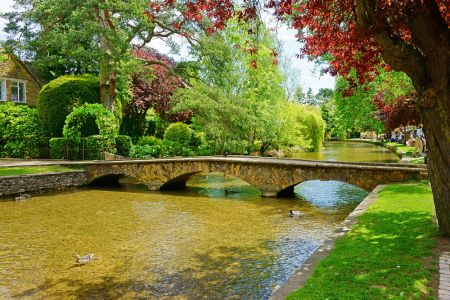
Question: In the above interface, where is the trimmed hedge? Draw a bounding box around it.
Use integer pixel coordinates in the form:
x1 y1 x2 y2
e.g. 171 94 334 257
38 75 100 137
115 135 132 157
164 122 191 145
0 102 44 158
63 103 118 153
49 137 78 159
83 135 107 160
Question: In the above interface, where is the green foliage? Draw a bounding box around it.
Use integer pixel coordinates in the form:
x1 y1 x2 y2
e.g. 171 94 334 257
288 182 436 299
115 135 132 157
163 122 191 146
83 135 107 160
63 103 118 148
131 136 163 158
0 102 44 158
173 19 293 154
302 112 326 151
161 140 193 157
49 137 78 159
38 75 100 136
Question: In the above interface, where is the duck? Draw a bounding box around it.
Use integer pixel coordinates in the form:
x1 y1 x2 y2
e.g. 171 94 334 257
14 194 31 201
289 210 302 217
74 253 95 264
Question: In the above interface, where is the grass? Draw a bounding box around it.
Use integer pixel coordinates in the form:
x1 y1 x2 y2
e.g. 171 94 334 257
0 165 82 176
288 181 437 300
385 142 415 156
409 157 425 164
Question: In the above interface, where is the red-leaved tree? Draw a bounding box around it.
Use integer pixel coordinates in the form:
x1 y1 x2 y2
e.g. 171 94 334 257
155 0 449 236
124 48 191 136
373 93 420 132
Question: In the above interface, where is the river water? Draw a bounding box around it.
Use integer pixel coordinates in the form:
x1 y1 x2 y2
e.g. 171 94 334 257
287 141 400 163
0 142 395 299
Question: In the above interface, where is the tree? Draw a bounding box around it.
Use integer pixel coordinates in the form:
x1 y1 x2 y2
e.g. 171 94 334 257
259 0 450 235
123 48 190 136
2 0 195 110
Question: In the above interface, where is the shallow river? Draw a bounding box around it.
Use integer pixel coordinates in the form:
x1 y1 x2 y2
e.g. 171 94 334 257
287 141 399 163
0 142 396 299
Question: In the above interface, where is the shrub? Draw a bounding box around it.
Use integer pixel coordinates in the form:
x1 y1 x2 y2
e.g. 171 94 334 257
132 136 163 158
138 136 163 147
115 135 132 157
63 103 118 153
0 102 44 158
164 122 191 146
49 137 79 159
38 75 100 136
161 140 193 157
83 135 107 160
131 144 161 158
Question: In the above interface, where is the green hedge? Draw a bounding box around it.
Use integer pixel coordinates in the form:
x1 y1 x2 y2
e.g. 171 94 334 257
63 103 118 151
49 137 79 159
83 135 107 160
115 135 132 157
0 102 44 158
163 122 191 145
38 75 100 137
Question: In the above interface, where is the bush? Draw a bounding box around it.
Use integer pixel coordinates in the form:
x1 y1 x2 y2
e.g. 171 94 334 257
0 102 44 158
38 75 100 137
132 136 163 158
164 122 191 145
115 135 132 157
63 103 118 153
49 137 79 159
83 135 107 160
131 144 161 158
161 140 193 157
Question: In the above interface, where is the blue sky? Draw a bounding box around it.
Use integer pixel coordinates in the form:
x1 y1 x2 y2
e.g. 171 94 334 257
0 0 335 93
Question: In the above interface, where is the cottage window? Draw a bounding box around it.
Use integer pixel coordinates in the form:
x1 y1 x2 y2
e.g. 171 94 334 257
0 80 6 101
11 80 26 103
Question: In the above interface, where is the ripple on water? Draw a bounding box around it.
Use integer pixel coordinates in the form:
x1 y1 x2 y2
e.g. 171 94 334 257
0 174 367 299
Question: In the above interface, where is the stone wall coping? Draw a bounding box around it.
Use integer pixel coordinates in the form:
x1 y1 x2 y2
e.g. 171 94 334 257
0 170 85 180
4 156 427 172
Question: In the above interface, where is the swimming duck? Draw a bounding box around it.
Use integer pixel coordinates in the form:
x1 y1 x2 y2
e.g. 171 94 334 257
74 254 95 264
289 210 302 217
14 194 31 201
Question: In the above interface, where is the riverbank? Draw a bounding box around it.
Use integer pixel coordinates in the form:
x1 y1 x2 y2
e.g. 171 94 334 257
286 181 440 299
350 139 427 164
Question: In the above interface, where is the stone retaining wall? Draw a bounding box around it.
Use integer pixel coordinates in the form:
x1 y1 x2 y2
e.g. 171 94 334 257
0 171 88 198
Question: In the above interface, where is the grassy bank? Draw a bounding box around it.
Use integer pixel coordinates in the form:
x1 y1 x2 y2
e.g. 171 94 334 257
0 166 81 176
288 181 437 299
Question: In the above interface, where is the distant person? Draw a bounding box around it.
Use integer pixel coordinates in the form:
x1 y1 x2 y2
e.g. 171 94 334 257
413 124 424 157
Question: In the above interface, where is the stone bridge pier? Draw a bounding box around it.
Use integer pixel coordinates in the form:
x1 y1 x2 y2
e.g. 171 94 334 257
81 157 428 197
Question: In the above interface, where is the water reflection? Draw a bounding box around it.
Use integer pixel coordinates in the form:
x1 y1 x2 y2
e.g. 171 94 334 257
0 174 367 299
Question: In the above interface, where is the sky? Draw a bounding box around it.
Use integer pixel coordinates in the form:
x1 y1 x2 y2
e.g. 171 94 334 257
0 0 335 93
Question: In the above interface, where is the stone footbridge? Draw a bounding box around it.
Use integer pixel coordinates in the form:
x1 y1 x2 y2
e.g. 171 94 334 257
77 156 428 197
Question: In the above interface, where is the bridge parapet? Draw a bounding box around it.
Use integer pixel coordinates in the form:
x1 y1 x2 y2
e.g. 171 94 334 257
80 157 427 196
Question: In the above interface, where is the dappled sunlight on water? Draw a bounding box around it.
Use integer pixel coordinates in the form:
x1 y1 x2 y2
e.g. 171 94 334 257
287 141 399 163
0 174 367 299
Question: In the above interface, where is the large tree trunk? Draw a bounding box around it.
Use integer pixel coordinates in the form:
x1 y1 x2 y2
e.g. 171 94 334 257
99 55 117 112
419 90 450 236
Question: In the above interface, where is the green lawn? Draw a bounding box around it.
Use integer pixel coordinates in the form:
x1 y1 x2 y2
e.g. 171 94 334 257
385 142 415 156
0 165 82 176
288 181 437 300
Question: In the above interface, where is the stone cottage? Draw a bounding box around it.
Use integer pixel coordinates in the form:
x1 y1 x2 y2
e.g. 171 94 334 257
0 51 43 106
